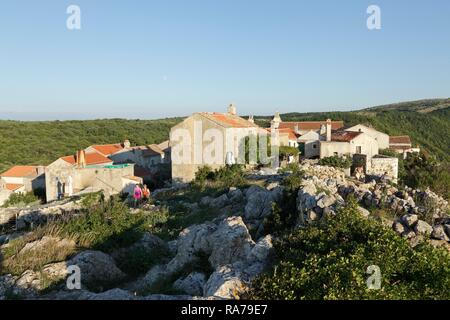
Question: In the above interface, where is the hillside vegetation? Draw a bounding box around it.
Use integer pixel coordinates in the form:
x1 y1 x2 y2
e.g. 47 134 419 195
256 99 450 161
0 99 449 174
0 118 181 173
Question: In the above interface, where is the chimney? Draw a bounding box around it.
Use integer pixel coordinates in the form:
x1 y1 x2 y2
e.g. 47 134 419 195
248 115 254 124
271 111 281 129
326 119 332 142
228 103 237 115
76 150 86 168
123 139 131 148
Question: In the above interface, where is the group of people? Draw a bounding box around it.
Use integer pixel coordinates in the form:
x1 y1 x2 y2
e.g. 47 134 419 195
132 184 151 207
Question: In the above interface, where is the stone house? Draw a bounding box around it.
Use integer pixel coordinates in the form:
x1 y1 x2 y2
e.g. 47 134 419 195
45 150 141 202
86 140 171 182
0 165 46 205
266 128 299 148
320 129 379 166
0 165 46 194
109 140 171 170
269 113 344 158
344 124 390 149
170 104 264 183
389 135 420 158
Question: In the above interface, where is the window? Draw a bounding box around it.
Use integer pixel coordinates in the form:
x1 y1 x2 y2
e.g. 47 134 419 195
313 144 317 149
356 146 362 154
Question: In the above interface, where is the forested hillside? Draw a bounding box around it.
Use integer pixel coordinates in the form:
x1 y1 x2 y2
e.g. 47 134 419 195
255 99 450 161
0 99 449 174
0 118 181 172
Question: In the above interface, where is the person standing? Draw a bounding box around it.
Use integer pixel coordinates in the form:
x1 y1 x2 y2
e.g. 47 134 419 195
133 184 143 208
142 184 151 202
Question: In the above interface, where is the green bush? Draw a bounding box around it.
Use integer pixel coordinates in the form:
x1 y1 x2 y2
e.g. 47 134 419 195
265 166 304 234
2 191 41 208
319 155 352 169
56 197 168 252
279 146 300 158
192 164 246 191
251 199 450 300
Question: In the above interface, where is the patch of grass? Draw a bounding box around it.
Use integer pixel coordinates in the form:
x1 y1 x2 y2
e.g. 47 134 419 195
192 165 247 192
1 236 75 276
2 191 41 208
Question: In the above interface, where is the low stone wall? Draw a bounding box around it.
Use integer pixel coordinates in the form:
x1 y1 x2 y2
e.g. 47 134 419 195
368 156 398 182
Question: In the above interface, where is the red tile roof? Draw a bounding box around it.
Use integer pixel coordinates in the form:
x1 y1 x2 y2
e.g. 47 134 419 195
90 144 124 156
267 128 299 140
199 112 258 128
60 151 112 166
389 136 411 145
279 121 344 131
331 131 362 142
1 166 42 178
5 183 24 191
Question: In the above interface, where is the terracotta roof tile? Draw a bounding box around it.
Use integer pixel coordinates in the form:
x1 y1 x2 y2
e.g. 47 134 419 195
1 166 42 178
5 183 24 191
90 144 124 156
331 131 362 142
267 128 299 140
389 136 411 145
60 151 112 166
199 112 258 128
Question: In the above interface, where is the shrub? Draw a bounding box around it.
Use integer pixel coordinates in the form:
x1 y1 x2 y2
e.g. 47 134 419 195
192 164 246 191
319 155 352 169
2 191 41 208
251 199 450 300
265 166 304 234
279 146 300 158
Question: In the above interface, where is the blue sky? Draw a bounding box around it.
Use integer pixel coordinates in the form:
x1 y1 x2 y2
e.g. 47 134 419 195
0 0 449 120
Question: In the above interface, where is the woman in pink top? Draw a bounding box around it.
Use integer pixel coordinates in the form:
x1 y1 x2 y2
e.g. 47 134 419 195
133 184 143 208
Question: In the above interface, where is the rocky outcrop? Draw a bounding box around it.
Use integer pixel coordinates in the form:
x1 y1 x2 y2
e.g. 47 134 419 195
133 214 274 299
203 265 246 299
208 217 255 269
173 272 206 296
68 251 126 286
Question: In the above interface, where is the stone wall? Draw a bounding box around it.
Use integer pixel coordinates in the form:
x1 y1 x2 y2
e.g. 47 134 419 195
45 160 136 202
368 156 399 182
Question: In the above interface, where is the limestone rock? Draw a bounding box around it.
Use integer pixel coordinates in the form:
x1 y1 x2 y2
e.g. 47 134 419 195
248 234 273 263
357 206 370 218
392 221 406 234
166 222 217 273
401 214 419 228
0 275 17 299
316 195 336 209
203 265 246 299
414 220 433 236
68 250 126 286
244 189 275 220
208 216 255 269
173 272 206 296
211 194 230 208
140 264 167 291
431 225 450 241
